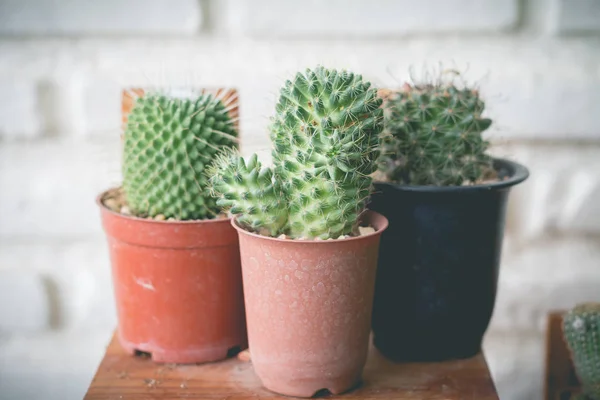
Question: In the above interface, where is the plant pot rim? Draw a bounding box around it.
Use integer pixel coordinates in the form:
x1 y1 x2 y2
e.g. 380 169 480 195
96 187 232 226
231 209 389 244
374 157 529 193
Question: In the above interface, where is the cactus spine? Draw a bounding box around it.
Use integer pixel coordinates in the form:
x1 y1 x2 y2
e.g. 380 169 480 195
122 91 238 220
563 303 600 400
378 79 494 186
208 66 384 239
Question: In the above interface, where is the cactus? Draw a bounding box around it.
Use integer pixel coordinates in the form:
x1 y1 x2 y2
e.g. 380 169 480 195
378 79 495 186
207 150 287 236
122 91 238 220
208 66 384 239
563 303 600 400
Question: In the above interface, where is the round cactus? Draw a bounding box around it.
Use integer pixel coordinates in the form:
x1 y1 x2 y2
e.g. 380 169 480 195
122 91 237 220
563 303 600 400
207 66 384 239
379 81 494 186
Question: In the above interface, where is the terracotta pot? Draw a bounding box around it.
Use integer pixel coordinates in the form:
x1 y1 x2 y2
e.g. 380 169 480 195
97 189 248 364
232 210 388 397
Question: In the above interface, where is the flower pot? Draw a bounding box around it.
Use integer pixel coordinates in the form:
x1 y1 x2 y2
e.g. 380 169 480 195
232 210 388 397
97 189 248 364
368 158 529 362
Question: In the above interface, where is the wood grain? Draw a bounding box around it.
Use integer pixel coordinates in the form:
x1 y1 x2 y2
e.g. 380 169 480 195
545 311 583 400
84 331 499 399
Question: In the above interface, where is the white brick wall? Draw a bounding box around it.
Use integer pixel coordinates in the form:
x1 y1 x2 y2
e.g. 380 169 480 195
0 1 599 399
0 0 203 35
0 79 42 138
228 0 519 37
550 0 600 34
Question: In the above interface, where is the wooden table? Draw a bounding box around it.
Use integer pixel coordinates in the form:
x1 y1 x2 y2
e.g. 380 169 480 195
545 311 582 400
84 331 499 399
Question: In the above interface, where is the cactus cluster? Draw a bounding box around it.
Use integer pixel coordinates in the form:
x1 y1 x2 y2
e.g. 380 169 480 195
208 66 384 239
378 79 495 186
122 91 238 220
563 303 600 400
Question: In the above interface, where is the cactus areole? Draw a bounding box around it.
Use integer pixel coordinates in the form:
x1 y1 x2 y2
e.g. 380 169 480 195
368 75 530 362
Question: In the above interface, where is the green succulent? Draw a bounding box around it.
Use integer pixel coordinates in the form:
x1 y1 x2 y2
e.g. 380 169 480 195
378 80 495 186
122 91 238 220
208 66 384 239
563 303 600 400
207 150 287 236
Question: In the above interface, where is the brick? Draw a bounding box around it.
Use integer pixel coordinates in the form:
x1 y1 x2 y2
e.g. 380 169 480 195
81 76 122 136
230 0 518 37
0 37 599 140
39 74 86 136
0 79 42 139
550 0 600 34
0 0 202 36
483 332 543 400
0 330 112 400
483 72 600 140
489 237 600 334
0 269 50 332
0 241 116 331
490 143 600 239
0 138 121 238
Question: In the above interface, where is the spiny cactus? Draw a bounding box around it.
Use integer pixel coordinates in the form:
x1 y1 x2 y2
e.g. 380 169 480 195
563 303 600 400
208 66 384 239
122 91 238 220
207 150 287 236
378 80 495 186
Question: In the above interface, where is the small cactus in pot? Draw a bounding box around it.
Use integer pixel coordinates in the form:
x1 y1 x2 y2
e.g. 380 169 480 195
207 66 389 397
563 303 600 400
368 69 529 362
208 65 384 239
96 88 248 365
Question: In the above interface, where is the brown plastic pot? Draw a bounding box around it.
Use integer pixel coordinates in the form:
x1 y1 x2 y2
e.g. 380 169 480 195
97 189 248 364
232 210 388 397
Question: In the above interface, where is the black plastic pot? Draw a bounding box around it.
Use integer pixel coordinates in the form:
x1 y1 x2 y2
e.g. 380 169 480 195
368 158 529 362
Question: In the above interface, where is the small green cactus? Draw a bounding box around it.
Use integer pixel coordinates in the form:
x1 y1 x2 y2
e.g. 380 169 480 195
208 66 384 239
563 303 600 400
378 78 495 186
207 150 287 236
122 91 238 220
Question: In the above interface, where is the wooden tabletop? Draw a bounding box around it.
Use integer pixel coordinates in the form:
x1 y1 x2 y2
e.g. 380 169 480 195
545 311 582 400
84 331 499 399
